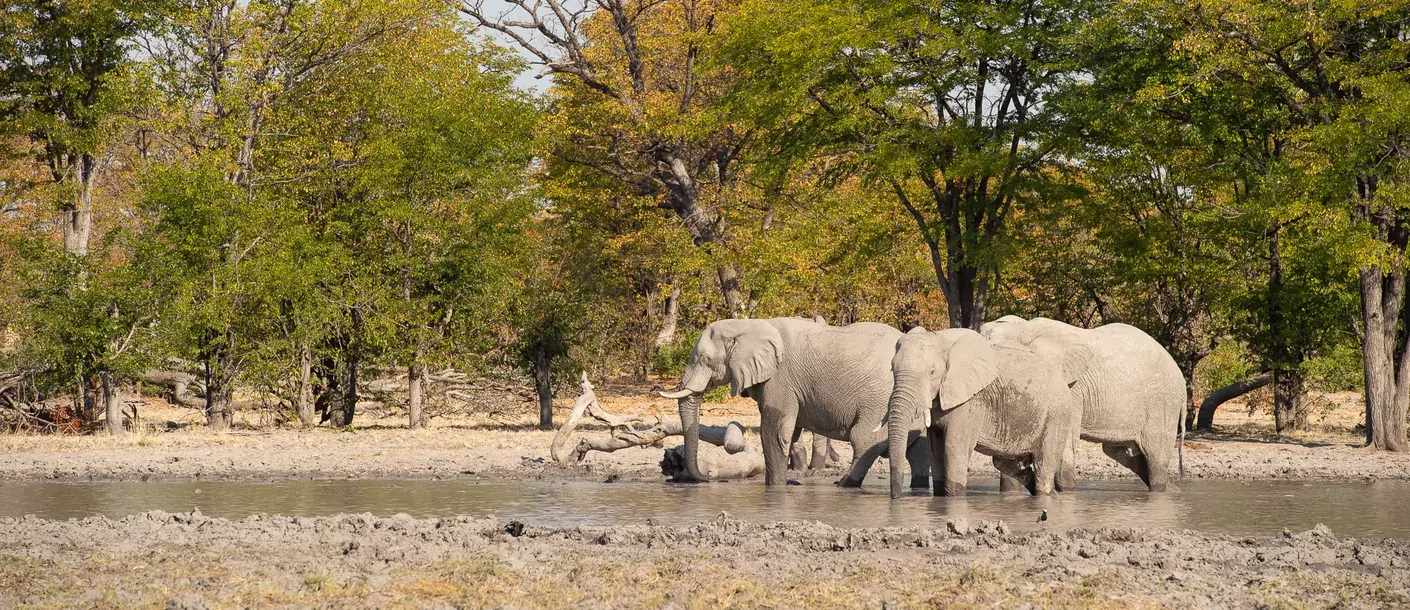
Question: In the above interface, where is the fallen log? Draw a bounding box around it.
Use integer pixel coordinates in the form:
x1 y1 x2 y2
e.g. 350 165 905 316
139 370 206 409
1195 373 1272 430
569 418 749 462
661 443 763 481
549 373 760 479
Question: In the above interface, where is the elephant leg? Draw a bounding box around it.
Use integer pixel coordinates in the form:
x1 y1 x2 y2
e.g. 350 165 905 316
1031 454 1057 496
1138 439 1172 492
928 423 946 495
937 426 973 497
993 457 1034 494
1031 422 1069 496
808 431 831 471
759 406 797 486
788 427 807 471
1101 442 1150 488
906 433 930 489
1056 461 1079 493
839 419 885 487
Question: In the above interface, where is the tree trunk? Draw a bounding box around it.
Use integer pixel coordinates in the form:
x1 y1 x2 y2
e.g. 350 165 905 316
205 338 234 432
297 344 315 428
718 264 743 318
1272 367 1306 434
1195 373 1272 430
101 370 123 435
74 370 90 424
534 350 553 429
61 154 95 257
327 310 363 428
655 285 681 346
944 266 988 331
1358 265 1409 451
408 362 427 429
1177 359 1198 432
1267 226 1307 435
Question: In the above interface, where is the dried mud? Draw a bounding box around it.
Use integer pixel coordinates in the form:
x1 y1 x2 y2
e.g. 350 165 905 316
0 510 1405 608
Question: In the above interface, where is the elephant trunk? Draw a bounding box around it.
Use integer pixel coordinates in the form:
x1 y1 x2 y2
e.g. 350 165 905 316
660 363 713 483
888 370 929 499
678 393 709 482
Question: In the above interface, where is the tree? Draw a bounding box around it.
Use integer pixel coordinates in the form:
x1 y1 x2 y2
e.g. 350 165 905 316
264 11 538 428
1177 0 1410 449
458 0 758 317
725 0 1094 329
0 0 160 430
0 0 156 258
141 0 423 430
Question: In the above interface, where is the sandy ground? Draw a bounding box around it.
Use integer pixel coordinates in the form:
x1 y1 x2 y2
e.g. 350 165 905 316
1 511 1405 609
0 387 1406 484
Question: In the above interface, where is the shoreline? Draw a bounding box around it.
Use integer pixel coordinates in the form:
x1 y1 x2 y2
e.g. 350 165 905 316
1 423 1406 484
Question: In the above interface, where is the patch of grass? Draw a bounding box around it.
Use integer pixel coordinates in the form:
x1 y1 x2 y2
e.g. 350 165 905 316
303 570 336 592
0 554 45 596
957 565 1002 587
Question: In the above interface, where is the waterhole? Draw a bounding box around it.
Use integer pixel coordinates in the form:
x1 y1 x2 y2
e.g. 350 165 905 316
1 478 1404 538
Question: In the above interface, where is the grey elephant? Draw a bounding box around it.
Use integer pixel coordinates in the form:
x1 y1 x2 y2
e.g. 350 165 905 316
980 316 1186 492
885 327 1081 498
660 317 928 486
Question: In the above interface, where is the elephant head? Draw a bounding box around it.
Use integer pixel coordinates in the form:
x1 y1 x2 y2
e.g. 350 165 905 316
887 327 998 498
659 319 783 482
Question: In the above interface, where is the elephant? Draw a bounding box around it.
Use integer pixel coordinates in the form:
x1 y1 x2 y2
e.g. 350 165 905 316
885 327 1082 499
979 316 1186 492
659 317 929 486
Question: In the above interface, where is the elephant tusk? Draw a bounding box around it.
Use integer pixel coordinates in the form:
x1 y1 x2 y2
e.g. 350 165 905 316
659 389 695 399
873 413 888 434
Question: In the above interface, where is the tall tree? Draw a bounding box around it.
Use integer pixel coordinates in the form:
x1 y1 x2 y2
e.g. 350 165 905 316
0 0 155 258
725 0 1094 329
1178 0 1410 450
458 0 757 317
0 0 159 430
144 0 420 430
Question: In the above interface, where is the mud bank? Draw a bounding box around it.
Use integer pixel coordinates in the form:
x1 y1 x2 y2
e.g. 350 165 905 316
1 421 1407 484
0 511 1405 608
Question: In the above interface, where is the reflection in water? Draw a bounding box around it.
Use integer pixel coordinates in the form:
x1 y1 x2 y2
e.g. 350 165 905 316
0 478 1405 539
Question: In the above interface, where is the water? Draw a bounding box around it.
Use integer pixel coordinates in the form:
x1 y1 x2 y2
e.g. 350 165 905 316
1 478 1406 539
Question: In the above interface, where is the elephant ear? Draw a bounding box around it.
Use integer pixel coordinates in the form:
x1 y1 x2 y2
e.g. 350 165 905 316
934 328 998 409
1025 320 1099 385
722 320 785 397
1051 337 1099 386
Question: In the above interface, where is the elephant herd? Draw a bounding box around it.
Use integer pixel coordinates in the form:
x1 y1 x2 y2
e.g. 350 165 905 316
658 316 1187 499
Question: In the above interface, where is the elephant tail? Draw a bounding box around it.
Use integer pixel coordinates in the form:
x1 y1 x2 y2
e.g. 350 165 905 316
1178 406 1186 478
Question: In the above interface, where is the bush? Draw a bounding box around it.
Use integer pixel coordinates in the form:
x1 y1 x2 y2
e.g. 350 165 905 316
1303 343 1363 393
703 386 730 404
651 331 698 377
1195 341 1254 396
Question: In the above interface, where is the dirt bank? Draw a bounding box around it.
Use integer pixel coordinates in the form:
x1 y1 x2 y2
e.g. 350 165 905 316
2 389 1406 484
1 510 1404 608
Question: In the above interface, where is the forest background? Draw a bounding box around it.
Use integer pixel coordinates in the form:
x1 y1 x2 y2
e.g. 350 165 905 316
1 0 1407 450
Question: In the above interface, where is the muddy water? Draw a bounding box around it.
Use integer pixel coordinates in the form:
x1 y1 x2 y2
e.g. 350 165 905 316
1 478 1405 538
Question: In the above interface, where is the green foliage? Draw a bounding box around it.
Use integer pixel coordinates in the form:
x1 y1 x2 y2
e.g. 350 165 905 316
1303 344 1364 394
652 332 699 378
2 0 1406 432
1195 342 1255 398
703 386 730 404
